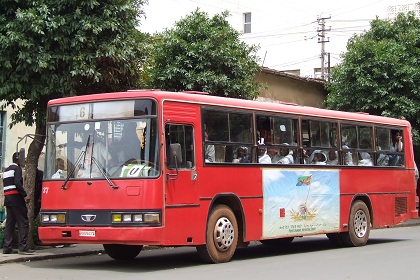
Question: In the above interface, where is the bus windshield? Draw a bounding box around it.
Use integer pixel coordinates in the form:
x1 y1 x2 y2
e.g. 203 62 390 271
45 101 159 180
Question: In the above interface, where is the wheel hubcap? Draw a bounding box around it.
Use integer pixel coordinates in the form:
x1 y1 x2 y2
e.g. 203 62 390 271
213 217 234 251
353 209 368 238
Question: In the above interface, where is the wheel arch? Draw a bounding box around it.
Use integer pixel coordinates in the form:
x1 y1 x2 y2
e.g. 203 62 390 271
350 194 373 225
207 193 246 245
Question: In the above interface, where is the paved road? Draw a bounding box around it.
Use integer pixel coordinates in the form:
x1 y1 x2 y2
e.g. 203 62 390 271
1 225 420 280
1 216 419 265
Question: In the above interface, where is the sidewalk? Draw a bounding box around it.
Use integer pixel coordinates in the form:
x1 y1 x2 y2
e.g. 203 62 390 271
0 244 104 265
1 217 420 264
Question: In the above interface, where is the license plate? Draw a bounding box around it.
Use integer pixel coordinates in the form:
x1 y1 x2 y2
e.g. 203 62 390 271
79 230 95 237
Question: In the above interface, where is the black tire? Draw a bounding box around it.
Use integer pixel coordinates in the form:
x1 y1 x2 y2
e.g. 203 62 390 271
341 200 370 247
326 233 344 247
103 244 143 260
196 205 238 263
260 237 294 246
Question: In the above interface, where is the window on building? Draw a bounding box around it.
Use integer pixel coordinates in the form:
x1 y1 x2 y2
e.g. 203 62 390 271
243 12 251 33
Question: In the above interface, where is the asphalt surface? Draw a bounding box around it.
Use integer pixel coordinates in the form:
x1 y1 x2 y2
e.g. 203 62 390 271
1 217 419 265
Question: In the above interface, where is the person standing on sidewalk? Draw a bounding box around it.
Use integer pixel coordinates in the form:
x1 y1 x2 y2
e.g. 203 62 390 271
2 152 35 255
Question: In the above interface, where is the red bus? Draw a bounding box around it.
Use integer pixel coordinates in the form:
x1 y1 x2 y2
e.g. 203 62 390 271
38 90 418 263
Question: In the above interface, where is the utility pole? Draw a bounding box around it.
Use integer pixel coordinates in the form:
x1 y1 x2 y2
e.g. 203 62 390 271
317 15 331 80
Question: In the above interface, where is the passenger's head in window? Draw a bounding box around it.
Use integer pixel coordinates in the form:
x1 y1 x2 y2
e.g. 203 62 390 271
360 139 371 149
327 150 338 165
312 152 326 165
279 147 290 157
237 147 245 157
391 130 403 152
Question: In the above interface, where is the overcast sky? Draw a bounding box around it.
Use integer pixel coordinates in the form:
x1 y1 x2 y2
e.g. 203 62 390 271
139 0 416 77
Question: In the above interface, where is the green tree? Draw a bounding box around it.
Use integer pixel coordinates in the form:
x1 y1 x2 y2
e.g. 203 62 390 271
146 9 262 99
0 0 148 248
326 13 420 145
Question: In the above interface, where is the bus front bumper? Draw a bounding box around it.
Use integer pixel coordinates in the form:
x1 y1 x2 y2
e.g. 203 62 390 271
38 226 164 245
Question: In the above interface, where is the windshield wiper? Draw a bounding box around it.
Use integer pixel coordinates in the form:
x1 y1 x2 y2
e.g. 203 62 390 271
91 156 118 189
62 135 91 190
61 149 85 190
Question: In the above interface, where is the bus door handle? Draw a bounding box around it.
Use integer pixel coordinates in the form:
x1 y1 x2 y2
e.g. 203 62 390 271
191 171 197 181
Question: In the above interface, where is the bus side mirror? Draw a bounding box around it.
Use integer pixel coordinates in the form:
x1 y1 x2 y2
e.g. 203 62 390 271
169 143 182 166
167 143 182 180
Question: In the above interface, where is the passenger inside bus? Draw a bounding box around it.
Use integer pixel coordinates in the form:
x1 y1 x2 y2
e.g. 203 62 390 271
326 150 338 165
389 130 403 166
204 131 215 163
271 144 294 164
77 125 113 178
391 131 403 152
233 147 251 163
114 122 141 164
258 146 271 164
309 150 327 165
51 158 66 179
342 139 358 166
358 139 373 166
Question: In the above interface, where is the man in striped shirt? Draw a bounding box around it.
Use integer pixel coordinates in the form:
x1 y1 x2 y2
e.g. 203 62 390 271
2 152 34 254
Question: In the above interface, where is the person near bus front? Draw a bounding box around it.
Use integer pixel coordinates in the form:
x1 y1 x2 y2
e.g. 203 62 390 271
2 152 35 255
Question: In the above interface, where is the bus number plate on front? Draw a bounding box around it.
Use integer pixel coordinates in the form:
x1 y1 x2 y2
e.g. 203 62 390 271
79 230 95 237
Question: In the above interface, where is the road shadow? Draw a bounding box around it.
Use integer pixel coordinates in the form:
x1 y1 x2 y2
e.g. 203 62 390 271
23 235 408 272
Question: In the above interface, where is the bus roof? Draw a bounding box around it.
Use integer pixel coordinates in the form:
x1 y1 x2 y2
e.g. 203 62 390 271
47 89 410 127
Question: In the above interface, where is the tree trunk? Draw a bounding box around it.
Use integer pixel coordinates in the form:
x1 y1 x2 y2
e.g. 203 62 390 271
23 123 46 249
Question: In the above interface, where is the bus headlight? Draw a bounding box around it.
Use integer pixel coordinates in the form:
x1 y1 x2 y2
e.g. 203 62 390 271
41 213 66 224
133 214 143 222
112 214 122 223
144 213 160 223
123 214 132 222
111 212 160 225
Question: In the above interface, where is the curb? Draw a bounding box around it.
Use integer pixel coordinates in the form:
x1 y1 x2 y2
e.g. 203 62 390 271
0 249 104 265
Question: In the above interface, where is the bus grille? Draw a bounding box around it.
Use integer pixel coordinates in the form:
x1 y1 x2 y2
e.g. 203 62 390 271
395 197 407 216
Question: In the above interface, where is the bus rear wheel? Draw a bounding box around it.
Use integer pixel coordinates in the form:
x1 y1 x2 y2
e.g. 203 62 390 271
103 244 143 260
196 205 238 264
341 200 370 247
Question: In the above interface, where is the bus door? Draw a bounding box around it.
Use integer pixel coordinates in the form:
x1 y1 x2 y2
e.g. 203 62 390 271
164 106 198 205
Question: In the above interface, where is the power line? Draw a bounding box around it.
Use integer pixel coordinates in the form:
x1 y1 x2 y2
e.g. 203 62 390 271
268 55 320 68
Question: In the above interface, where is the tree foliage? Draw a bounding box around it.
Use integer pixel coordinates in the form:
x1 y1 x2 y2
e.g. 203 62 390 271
326 13 420 144
147 9 262 99
0 0 148 248
0 0 148 127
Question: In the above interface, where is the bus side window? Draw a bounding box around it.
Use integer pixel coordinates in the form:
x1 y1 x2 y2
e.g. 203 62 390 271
389 129 404 166
165 124 195 169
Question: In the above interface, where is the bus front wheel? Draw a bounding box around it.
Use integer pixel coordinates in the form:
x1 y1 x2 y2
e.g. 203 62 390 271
103 244 143 260
196 205 238 263
341 200 371 247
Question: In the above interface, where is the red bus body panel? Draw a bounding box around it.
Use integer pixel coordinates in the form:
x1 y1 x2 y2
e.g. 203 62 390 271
39 90 418 247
